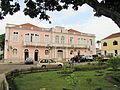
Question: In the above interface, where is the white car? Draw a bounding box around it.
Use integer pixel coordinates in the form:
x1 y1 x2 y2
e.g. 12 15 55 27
37 59 64 68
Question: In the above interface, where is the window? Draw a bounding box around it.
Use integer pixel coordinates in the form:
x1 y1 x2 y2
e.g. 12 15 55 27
13 32 18 41
34 34 39 43
61 36 65 44
78 38 81 44
115 50 118 56
70 37 74 44
13 49 17 56
45 35 49 43
78 50 80 55
55 35 59 43
45 50 49 55
90 39 92 45
30 34 34 42
40 59 48 63
25 33 30 42
104 50 107 56
113 40 118 45
70 50 73 55
103 42 107 46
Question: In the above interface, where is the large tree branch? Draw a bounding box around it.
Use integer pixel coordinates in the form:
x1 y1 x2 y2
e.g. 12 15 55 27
84 0 120 28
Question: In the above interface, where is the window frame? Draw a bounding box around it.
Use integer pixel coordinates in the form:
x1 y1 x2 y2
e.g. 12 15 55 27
103 42 107 46
113 40 118 45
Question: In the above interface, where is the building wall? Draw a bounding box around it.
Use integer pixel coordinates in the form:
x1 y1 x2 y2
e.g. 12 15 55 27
4 23 96 63
101 37 120 56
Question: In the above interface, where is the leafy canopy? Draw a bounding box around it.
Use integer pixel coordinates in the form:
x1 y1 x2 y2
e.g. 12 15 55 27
0 0 120 26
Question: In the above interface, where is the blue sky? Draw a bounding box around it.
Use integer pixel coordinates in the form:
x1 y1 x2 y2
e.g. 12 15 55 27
0 2 120 44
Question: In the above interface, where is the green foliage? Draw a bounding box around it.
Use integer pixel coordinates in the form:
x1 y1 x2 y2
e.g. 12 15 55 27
106 71 120 86
74 64 108 71
57 64 74 75
14 70 120 90
0 33 5 50
65 73 79 90
0 0 120 27
107 56 120 71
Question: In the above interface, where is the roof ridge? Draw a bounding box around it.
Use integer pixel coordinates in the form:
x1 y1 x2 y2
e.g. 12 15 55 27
102 32 120 40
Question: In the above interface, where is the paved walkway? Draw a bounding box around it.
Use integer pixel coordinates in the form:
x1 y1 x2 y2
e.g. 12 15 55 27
0 64 37 74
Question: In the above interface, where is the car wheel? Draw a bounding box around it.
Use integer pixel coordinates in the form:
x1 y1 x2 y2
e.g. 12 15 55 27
58 64 62 68
41 65 46 69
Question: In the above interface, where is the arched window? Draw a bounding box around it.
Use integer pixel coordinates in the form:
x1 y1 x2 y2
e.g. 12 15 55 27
13 49 17 56
45 50 49 55
103 42 107 46
113 40 118 45
24 49 29 52
24 49 29 60
70 50 73 55
35 49 39 52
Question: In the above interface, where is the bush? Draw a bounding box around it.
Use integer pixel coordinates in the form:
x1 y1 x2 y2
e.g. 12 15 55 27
74 64 108 71
57 68 74 75
107 56 120 71
106 72 120 86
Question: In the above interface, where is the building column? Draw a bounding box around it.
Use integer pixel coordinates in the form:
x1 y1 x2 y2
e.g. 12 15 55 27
65 47 69 61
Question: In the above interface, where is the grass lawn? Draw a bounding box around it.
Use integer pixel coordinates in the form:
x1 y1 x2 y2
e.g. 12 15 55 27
14 70 120 90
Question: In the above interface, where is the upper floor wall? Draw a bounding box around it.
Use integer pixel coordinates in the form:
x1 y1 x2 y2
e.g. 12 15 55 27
5 23 95 49
101 37 120 50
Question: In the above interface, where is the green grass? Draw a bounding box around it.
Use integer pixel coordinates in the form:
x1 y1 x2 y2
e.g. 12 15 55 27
14 70 120 90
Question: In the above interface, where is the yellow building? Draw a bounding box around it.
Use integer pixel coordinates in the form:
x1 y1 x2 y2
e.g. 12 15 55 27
101 32 120 56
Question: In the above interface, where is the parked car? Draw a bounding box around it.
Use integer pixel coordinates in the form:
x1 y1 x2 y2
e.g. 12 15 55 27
25 57 33 64
85 55 93 61
37 59 64 68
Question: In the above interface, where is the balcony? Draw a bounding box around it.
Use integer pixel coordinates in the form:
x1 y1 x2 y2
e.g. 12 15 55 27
23 42 50 47
23 41 89 48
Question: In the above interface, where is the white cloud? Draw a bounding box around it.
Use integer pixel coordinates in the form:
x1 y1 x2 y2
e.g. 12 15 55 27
64 16 120 41
47 4 92 24
0 11 49 34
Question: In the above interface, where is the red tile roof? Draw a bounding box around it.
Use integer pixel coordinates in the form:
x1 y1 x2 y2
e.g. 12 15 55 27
19 23 40 28
68 29 81 34
103 32 120 40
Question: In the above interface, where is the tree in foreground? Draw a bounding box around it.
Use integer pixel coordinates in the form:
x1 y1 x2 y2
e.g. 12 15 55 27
107 56 120 71
0 0 120 27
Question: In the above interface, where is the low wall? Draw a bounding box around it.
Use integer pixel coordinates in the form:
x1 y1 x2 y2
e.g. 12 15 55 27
0 74 9 90
0 67 60 90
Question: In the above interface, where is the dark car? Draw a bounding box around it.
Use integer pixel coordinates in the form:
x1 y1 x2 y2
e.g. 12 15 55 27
25 57 33 64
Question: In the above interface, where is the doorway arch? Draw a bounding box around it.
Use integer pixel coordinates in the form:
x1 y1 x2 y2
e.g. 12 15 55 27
24 49 29 60
34 49 39 61
57 50 63 60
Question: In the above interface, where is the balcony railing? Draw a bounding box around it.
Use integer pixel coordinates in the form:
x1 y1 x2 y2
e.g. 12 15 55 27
23 41 89 48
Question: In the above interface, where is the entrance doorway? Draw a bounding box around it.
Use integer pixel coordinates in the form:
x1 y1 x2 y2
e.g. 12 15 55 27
57 50 63 60
34 49 39 61
24 49 29 60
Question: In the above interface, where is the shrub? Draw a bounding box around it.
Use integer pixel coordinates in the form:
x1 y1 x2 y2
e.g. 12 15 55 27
65 73 79 90
74 64 108 71
57 68 74 75
107 56 120 71
106 72 120 86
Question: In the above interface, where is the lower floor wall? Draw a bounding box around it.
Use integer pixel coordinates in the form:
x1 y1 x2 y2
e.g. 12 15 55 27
4 46 96 63
101 49 120 57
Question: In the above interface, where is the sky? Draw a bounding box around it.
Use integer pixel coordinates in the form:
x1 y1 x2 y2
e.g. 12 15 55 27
0 1 120 45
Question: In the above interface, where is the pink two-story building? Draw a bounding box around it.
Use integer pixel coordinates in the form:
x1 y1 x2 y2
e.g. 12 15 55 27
4 23 96 63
